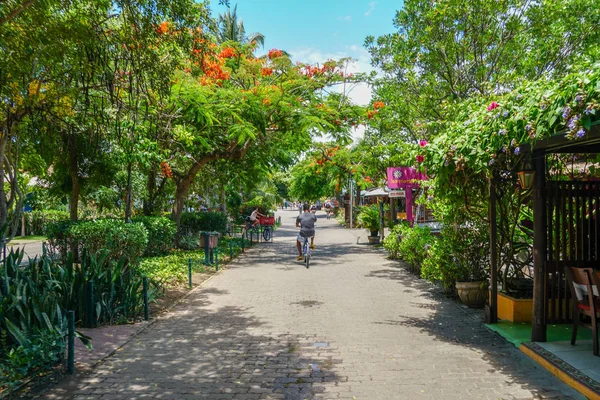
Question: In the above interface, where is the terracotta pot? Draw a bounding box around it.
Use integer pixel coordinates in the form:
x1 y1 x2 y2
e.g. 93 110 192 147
456 281 488 308
367 235 380 245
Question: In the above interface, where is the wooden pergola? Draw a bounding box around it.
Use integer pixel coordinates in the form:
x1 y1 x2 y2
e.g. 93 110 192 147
488 124 600 342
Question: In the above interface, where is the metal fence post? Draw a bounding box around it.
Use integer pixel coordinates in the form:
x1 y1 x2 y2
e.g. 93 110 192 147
204 233 210 266
67 310 75 375
215 248 219 271
188 258 193 288
143 277 149 321
86 281 95 328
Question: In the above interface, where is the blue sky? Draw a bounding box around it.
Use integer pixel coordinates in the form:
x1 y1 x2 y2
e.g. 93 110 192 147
211 0 404 109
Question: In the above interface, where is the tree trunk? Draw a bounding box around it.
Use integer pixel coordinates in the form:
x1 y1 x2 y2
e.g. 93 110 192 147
0 129 9 230
173 175 193 225
68 134 80 222
143 170 156 216
125 161 133 222
220 187 227 213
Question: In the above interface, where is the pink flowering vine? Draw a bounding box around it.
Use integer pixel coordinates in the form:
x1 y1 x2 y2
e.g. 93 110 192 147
487 101 499 111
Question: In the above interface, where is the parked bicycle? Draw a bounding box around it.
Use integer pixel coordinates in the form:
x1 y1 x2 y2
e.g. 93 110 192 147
243 215 274 242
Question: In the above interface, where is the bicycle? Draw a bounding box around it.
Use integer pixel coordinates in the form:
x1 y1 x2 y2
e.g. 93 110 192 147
301 236 311 268
259 216 275 242
244 216 274 242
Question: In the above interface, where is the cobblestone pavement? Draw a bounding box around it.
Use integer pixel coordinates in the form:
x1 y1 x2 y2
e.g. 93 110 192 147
43 210 583 400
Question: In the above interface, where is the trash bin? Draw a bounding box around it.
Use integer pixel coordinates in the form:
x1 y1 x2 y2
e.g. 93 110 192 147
200 232 219 249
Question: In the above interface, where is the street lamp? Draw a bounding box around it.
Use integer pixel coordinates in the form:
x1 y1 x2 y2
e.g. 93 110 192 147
517 158 535 190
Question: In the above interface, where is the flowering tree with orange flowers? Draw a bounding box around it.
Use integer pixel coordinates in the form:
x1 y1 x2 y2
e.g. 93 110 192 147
163 40 365 223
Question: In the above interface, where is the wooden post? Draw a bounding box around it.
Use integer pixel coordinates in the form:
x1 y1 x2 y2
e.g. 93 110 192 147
379 200 385 241
487 180 498 323
532 151 547 342
406 189 413 226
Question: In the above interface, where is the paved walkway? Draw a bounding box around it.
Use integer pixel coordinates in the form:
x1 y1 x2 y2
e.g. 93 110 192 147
44 210 582 400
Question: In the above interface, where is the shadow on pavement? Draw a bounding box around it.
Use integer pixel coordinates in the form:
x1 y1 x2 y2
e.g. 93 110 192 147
41 289 342 400
365 259 581 399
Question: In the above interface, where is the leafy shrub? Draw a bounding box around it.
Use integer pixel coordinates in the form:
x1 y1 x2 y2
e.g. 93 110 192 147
0 251 69 391
421 223 490 292
47 219 148 264
24 210 69 236
383 223 411 260
176 235 200 250
132 216 176 257
179 211 228 235
397 226 436 275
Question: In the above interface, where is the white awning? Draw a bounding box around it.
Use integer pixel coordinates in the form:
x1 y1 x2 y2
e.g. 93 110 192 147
363 188 388 197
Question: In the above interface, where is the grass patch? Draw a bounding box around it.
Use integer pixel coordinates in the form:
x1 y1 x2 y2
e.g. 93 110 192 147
7 235 47 244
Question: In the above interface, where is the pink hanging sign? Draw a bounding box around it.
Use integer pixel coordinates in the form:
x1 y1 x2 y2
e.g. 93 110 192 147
387 167 427 190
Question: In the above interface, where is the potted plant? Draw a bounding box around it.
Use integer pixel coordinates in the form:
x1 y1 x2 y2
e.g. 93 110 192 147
422 222 489 307
357 204 382 244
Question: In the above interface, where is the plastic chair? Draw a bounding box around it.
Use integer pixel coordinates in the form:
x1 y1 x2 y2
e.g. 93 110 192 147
565 267 600 355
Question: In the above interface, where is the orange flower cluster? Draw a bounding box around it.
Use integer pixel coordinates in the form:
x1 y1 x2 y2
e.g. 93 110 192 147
261 67 273 77
373 101 385 109
160 162 173 178
268 49 283 59
156 22 169 35
202 61 230 83
301 65 322 78
263 98 271 105
219 47 236 59
367 110 377 119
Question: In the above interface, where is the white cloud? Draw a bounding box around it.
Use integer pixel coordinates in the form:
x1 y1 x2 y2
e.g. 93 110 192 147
337 15 352 22
290 46 376 142
365 2 376 16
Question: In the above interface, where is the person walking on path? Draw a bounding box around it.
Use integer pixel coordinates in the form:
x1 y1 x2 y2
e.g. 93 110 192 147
296 203 316 260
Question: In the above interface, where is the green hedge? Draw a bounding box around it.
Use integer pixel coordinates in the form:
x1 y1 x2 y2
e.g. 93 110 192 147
178 212 228 250
46 219 148 263
179 211 228 235
24 210 69 236
383 224 436 275
383 223 411 260
132 216 176 257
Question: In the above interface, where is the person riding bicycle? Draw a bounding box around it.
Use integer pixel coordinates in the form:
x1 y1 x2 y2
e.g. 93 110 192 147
324 201 331 216
296 203 316 261
248 206 266 228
